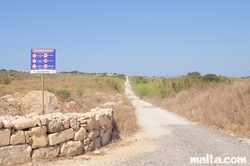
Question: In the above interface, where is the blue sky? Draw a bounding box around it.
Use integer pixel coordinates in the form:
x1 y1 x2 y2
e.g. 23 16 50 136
0 1 249 77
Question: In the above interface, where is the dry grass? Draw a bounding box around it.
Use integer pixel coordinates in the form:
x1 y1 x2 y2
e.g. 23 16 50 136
0 72 139 136
148 78 250 139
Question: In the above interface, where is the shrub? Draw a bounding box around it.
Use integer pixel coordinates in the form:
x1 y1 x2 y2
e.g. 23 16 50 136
55 89 71 100
0 76 11 84
187 71 201 78
202 74 220 82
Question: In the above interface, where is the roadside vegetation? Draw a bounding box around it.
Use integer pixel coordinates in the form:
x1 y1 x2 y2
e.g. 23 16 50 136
0 70 138 136
130 72 250 139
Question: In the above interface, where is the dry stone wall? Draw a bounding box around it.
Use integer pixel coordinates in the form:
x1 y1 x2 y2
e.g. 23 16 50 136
0 108 114 165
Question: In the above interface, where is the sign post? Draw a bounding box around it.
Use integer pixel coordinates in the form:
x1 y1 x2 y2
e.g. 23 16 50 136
30 49 56 115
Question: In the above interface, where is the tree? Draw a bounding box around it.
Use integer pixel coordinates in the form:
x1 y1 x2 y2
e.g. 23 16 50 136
187 71 201 78
202 74 219 82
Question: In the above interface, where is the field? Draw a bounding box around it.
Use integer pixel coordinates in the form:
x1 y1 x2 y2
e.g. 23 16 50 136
0 70 139 136
130 74 250 139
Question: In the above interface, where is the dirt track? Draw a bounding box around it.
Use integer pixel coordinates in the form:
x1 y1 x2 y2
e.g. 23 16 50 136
26 77 250 166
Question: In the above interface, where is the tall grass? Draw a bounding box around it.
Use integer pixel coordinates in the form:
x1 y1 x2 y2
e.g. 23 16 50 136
130 75 250 139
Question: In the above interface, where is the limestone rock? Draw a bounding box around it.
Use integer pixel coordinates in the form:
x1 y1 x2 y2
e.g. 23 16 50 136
92 137 101 149
2 119 12 129
10 130 25 145
83 138 90 145
87 130 99 140
61 101 76 112
70 118 79 130
74 127 87 141
0 144 32 165
95 113 107 126
60 140 84 157
32 146 60 160
48 119 64 133
31 135 48 149
99 128 105 138
0 94 22 116
12 117 38 130
0 129 10 146
30 126 47 137
103 102 116 107
48 128 74 146
84 141 94 151
101 128 111 146
86 117 96 131
21 90 60 115
25 131 31 143
0 119 3 128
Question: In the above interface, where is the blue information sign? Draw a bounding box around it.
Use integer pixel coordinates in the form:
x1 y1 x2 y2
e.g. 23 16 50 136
30 49 56 74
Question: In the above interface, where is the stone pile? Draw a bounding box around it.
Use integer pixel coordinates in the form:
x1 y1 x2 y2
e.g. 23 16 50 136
0 108 114 165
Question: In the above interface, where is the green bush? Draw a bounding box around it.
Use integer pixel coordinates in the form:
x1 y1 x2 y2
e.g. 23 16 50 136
202 74 220 82
0 76 11 84
55 89 71 100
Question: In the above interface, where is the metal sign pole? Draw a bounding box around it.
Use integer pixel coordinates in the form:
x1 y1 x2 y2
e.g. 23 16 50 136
42 73 44 115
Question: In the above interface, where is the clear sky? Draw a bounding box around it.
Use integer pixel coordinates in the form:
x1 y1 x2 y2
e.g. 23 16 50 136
0 1 249 77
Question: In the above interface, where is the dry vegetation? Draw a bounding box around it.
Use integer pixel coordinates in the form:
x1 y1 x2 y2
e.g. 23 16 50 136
130 74 250 139
0 70 139 136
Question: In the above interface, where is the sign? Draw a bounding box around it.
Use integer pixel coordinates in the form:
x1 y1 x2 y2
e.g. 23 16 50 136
30 49 56 74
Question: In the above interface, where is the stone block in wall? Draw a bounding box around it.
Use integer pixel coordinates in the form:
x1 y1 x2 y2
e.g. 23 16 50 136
83 138 90 145
0 119 3 128
100 108 114 119
31 135 48 149
62 120 70 129
92 137 101 149
10 130 25 145
48 119 64 133
39 116 49 126
12 117 38 130
32 145 60 160
106 118 112 129
95 113 107 126
31 126 47 137
60 140 84 157
84 141 94 152
48 128 74 146
25 131 31 143
0 129 10 146
74 127 87 141
94 120 100 130
99 128 105 138
70 119 79 130
101 128 111 146
86 117 96 131
87 130 99 140
0 144 32 165
2 119 12 129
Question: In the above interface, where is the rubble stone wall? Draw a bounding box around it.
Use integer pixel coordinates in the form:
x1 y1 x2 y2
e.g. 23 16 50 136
0 108 113 165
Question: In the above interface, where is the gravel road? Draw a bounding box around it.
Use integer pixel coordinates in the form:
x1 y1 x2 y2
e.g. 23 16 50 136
28 77 250 166
122 77 250 166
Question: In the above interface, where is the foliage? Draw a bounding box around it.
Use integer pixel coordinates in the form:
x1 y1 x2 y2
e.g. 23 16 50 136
202 74 220 82
0 76 12 84
130 72 238 99
55 89 71 100
187 71 201 78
